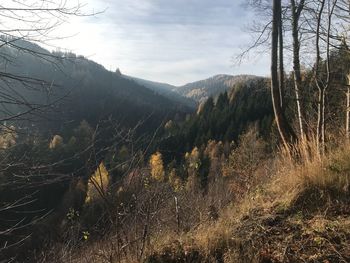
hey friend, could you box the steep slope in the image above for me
[125,75,196,108]
[175,74,259,104]
[159,77,273,158]
[0,38,189,133]
[146,144,350,263]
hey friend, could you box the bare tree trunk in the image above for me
[315,0,337,154]
[317,88,325,152]
[174,196,180,233]
[314,0,326,153]
[278,5,285,109]
[291,0,305,140]
[139,209,150,261]
[346,74,350,139]
[271,0,297,149]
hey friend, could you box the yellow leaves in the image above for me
[85,162,110,204]
[169,169,183,192]
[164,120,174,130]
[149,151,165,182]
[313,236,325,246]
[0,126,17,149]
[190,147,200,162]
[144,176,150,189]
[184,147,202,192]
[82,231,90,241]
[186,147,201,169]
[66,207,79,221]
[148,152,184,191]
[49,134,63,149]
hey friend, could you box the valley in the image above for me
[1,1,350,262]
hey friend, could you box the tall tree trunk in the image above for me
[315,0,337,154]
[314,0,326,153]
[278,5,285,109]
[271,0,297,149]
[317,87,325,152]
[346,74,350,139]
[291,0,305,140]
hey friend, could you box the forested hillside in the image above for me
[126,76,196,108]
[128,74,261,108]
[175,74,258,103]
[158,77,273,159]
[0,38,189,134]
[1,0,350,262]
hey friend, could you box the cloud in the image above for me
[100,0,245,25]
[52,0,269,85]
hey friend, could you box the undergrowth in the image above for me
[34,140,350,262]
[146,141,350,263]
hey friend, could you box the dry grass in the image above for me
[146,140,350,262]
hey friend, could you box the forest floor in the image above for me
[146,190,350,263]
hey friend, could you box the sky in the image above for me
[52,0,270,86]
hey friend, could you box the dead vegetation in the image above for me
[26,133,350,263]
[145,141,350,263]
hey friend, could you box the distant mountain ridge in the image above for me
[175,74,259,104]
[127,74,262,106]
[125,75,196,108]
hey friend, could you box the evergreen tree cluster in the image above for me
[159,77,274,159]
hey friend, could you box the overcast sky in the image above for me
[53,0,270,86]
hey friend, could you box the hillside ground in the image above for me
[145,142,350,263]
